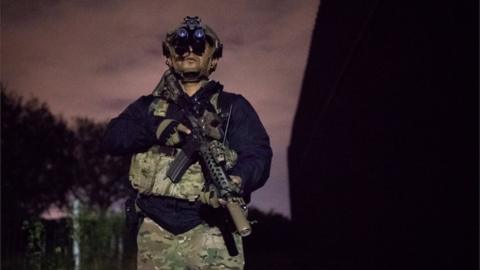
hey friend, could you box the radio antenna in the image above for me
[223,104,233,145]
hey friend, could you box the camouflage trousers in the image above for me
[137,217,244,270]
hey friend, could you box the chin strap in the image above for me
[178,71,208,83]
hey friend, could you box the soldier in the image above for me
[103,16,272,270]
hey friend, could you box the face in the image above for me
[167,42,217,80]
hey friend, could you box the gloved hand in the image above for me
[155,118,191,146]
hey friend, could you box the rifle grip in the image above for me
[226,201,251,237]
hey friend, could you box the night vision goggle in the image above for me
[163,16,222,58]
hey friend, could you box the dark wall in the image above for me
[289,1,478,269]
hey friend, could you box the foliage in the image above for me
[23,219,45,270]
[74,209,127,270]
[22,219,73,270]
[71,117,131,210]
[1,85,77,264]
[6,210,129,270]
[1,84,131,214]
[1,86,76,218]
[1,85,131,265]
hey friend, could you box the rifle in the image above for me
[162,71,251,237]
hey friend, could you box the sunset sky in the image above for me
[2,0,320,217]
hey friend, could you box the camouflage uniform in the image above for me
[137,217,244,270]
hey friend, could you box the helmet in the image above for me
[162,16,223,59]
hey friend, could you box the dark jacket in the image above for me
[102,81,272,234]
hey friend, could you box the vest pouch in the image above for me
[129,146,169,194]
[129,146,206,201]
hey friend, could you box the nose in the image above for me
[180,46,194,57]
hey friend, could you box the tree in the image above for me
[1,86,76,216]
[71,117,131,211]
[1,85,76,260]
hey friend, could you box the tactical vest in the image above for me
[129,92,234,205]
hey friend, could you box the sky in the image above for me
[2,0,319,218]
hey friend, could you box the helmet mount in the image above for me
[163,16,223,60]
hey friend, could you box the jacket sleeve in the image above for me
[102,95,161,155]
[227,95,273,195]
